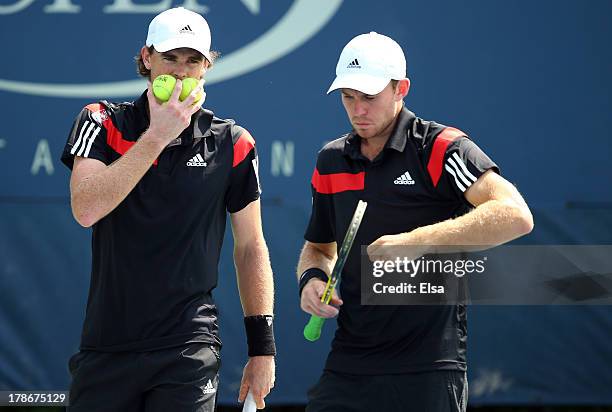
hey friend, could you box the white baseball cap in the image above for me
[327,32,406,95]
[146,7,211,61]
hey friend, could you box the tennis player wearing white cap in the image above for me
[298,32,532,411]
[63,7,275,411]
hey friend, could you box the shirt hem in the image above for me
[323,361,467,375]
[80,332,221,353]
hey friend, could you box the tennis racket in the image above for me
[303,200,368,341]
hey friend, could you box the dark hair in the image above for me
[134,46,220,78]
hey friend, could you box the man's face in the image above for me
[142,47,208,81]
[340,81,406,139]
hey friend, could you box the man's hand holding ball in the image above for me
[152,74,204,105]
[146,74,205,147]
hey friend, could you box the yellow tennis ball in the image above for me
[179,77,203,103]
[152,74,176,102]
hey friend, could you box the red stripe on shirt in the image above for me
[427,127,465,187]
[311,168,365,194]
[233,131,255,167]
[103,116,158,166]
[105,119,133,155]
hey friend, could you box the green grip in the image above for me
[304,315,326,341]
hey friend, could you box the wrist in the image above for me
[244,315,276,357]
[142,127,174,149]
[298,268,328,297]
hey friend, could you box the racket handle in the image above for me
[242,390,256,412]
[304,315,326,341]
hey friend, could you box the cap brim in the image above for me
[326,73,391,95]
[152,38,211,62]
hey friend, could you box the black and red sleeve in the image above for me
[304,158,335,243]
[61,103,111,170]
[304,144,368,244]
[226,125,261,213]
[427,127,499,205]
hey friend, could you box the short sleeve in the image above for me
[61,103,111,170]
[304,157,336,244]
[226,126,261,213]
[441,136,499,202]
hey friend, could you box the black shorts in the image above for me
[67,343,221,412]
[306,370,467,412]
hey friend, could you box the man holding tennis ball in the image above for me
[298,32,533,411]
[61,7,275,411]
[152,74,204,104]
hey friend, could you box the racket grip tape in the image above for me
[304,315,326,341]
[242,390,256,412]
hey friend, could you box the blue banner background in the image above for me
[1,0,611,406]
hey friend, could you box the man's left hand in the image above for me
[238,355,275,409]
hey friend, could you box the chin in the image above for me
[353,125,369,135]
[356,129,377,139]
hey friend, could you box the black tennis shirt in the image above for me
[305,107,498,374]
[62,92,261,352]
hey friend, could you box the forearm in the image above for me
[235,240,274,316]
[410,199,533,250]
[296,242,337,281]
[70,131,166,227]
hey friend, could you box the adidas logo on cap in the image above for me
[180,24,193,34]
[347,58,361,68]
[394,171,415,185]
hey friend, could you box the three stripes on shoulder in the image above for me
[444,152,476,192]
[71,120,101,157]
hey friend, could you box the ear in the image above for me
[141,46,152,70]
[201,54,215,78]
[396,78,410,99]
[203,57,212,70]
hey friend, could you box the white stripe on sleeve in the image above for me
[451,152,477,182]
[70,120,90,155]
[75,122,97,157]
[447,157,473,188]
[444,164,467,192]
[83,126,102,157]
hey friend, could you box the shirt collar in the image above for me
[343,106,416,159]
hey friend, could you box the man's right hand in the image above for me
[145,79,204,146]
[300,279,343,318]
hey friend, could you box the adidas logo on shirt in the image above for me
[186,153,207,167]
[203,379,216,394]
[394,171,415,185]
[347,59,361,68]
